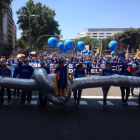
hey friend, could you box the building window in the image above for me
[88,36,91,37]
[106,33,111,34]
[99,33,104,34]
[92,36,97,37]
[99,39,103,40]
[93,33,97,34]
[87,33,91,35]
[99,36,104,37]
[106,36,111,37]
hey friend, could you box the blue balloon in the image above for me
[64,40,73,51]
[108,41,118,51]
[58,42,64,51]
[127,45,130,47]
[85,49,88,53]
[111,51,115,56]
[69,51,71,54]
[63,47,67,53]
[53,53,56,56]
[47,37,57,49]
[77,41,85,52]
[88,50,91,54]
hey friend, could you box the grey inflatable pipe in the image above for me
[0,68,140,105]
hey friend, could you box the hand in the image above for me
[70,80,73,84]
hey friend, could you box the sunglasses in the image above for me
[24,61,28,62]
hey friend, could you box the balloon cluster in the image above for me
[108,40,118,56]
[74,41,85,52]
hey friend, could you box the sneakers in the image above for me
[74,101,76,105]
[103,105,107,110]
[125,102,128,106]
[122,102,125,106]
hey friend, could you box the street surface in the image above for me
[0,87,140,140]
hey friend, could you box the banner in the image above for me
[120,43,124,51]
[11,62,134,75]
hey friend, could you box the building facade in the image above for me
[77,28,127,40]
[0,5,17,57]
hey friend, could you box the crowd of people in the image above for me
[0,53,140,109]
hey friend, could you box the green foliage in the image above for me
[72,37,101,52]
[16,0,61,50]
[103,28,140,53]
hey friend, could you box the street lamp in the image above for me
[29,15,35,55]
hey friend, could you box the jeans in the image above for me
[0,88,11,103]
[102,87,110,105]
[131,87,134,94]
[21,90,32,105]
[74,90,82,105]
[39,92,47,105]
[120,87,130,103]
[13,89,20,97]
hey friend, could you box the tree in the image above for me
[16,0,61,50]
[72,37,101,53]
[114,28,139,52]
[0,0,12,27]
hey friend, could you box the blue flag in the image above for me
[119,52,126,60]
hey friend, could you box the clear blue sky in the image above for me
[11,0,140,40]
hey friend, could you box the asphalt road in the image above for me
[0,87,140,140]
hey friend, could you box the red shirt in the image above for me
[127,67,134,73]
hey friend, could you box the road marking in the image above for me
[3,96,138,100]
[3,101,13,105]
[98,101,114,105]
[80,96,138,99]
[80,101,88,105]
[4,96,38,99]
[25,101,37,105]
[127,102,138,106]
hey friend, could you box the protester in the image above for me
[17,59,34,108]
[127,63,134,95]
[39,61,50,107]
[119,65,132,106]
[100,62,113,109]
[0,63,12,105]
[71,64,86,109]
[13,61,23,97]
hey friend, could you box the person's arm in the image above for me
[100,70,103,76]
[70,72,75,84]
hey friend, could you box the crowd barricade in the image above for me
[10,62,128,75]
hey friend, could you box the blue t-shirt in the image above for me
[85,61,92,69]
[119,71,132,76]
[39,67,50,74]
[19,65,34,79]
[102,68,113,76]
[74,69,85,78]
[13,66,21,78]
[0,68,11,76]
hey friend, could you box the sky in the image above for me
[11,0,140,40]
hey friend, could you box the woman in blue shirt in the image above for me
[100,62,113,109]
[71,64,86,109]
[119,65,132,106]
